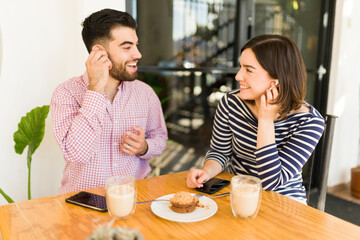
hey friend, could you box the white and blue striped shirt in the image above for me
[205,90,325,202]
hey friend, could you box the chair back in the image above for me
[304,114,337,211]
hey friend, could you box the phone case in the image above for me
[65,191,108,212]
[195,178,230,194]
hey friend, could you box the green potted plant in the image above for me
[0,105,49,203]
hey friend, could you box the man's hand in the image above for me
[120,126,148,156]
[85,45,112,94]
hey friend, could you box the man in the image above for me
[51,9,168,194]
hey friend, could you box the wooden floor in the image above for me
[328,183,360,205]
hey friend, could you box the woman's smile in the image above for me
[240,85,250,89]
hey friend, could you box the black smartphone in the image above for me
[65,191,107,212]
[195,178,230,195]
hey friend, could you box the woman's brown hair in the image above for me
[240,34,307,119]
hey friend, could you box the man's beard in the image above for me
[109,57,137,82]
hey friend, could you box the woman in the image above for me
[187,35,325,204]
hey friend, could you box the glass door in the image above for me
[239,0,329,107]
[129,0,336,185]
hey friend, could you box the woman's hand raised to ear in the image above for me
[256,81,281,149]
[258,81,281,121]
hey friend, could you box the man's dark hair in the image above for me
[81,9,136,53]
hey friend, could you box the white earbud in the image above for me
[275,79,279,85]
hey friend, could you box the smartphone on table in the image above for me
[195,178,230,195]
[65,191,107,212]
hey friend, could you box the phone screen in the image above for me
[195,178,230,194]
[65,191,107,212]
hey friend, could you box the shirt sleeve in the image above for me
[138,88,168,160]
[50,86,106,164]
[254,116,325,190]
[204,94,233,169]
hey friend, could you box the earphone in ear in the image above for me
[269,79,279,91]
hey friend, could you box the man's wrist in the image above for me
[139,142,148,156]
[88,85,105,95]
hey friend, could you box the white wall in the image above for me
[0,0,125,205]
[327,0,360,187]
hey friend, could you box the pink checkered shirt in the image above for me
[51,72,168,194]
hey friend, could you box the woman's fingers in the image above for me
[187,169,205,188]
[270,82,279,99]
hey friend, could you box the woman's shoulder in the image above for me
[221,89,247,109]
[283,102,323,120]
[228,89,241,98]
[303,102,324,122]
[278,102,325,130]
[224,89,243,103]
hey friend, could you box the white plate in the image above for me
[150,193,218,223]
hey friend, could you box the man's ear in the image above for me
[92,44,106,52]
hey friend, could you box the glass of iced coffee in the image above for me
[230,175,262,219]
[105,175,136,220]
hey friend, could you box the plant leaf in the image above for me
[13,105,50,161]
[0,188,14,203]
[151,86,164,95]
[160,95,171,105]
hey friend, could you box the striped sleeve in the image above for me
[205,94,233,169]
[254,116,325,190]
